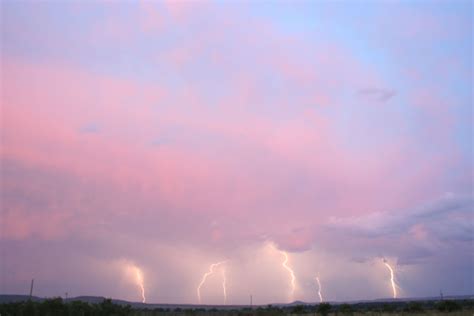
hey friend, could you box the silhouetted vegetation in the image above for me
[316,302,331,316]
[1,297,473,316]
[290,305,305,314]
[381,303,397,312]
[403,301,424,313]
[338,303,353,314]
[0,297,131,316]
[436,300,462,312]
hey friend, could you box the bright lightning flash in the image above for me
[197,261,226,304]
[280,251,296,300]
[127,264,146,303]
[315,276,323,303]
[382,258,398,299]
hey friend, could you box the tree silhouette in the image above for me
[317,302,331,316]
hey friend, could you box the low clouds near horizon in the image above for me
[1,0,472,305]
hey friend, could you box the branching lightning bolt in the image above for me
[315,276,323,303]
[197,261,226,304]
[382,258,398,299]
[132,265,146,303]
[280,251,296,300]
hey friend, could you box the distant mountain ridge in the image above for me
[1,294,472,309]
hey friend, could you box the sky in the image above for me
[0,0,473,305]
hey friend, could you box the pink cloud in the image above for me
[1,1,471,302]
[1,54,452,247]
[0,1,466,259]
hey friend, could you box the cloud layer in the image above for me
[1,0,472,304]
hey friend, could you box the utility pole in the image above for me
[250,294,253,309]
[29,279,34,300]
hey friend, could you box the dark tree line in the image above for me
[0,298,131,316]
[0,298,471,316]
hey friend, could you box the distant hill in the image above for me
[0,295,143,307]
[0,294,472,309]
[0,295,43,303]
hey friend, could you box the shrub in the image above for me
[339,303,353,314]
[436,300,462,312]
[317,303,331,316]
[291,305,305,314]
[403,302,424,312]
[382,303,396,312]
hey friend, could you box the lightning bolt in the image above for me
[315,276,323,303]
[382,258,398,299]
[130,265,146,303]
[197,261,226,304]
[222,268,227,305]
[280,251,296,300]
